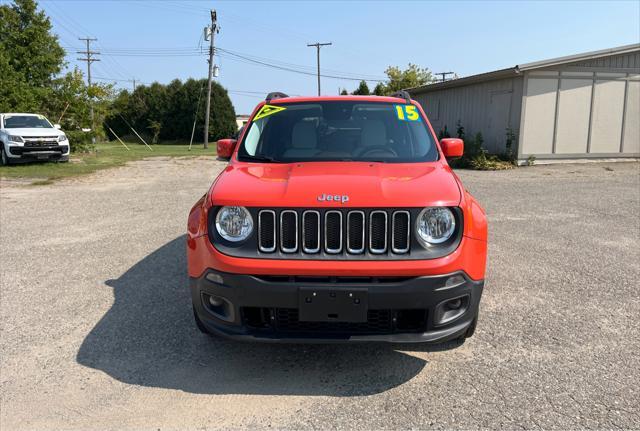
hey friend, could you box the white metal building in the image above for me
[408,44,640,163]
[236,114,250,131]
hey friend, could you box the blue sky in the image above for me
[20,0,640,113]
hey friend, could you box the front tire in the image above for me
[1,145,10,166]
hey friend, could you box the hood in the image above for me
[4,128,63,137]
[210,161,461,208]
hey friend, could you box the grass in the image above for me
[0,142,216,183]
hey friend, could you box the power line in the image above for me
[46,7,131,81]
[61,44,385,81]
[45,0,383,87]
[217,47,385,80]
[61,42,387,84]
[216,48,385,83]
[93,75,281,97]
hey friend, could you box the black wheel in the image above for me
[1,145,9,166]
[193,307,212,335]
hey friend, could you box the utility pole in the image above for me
[203,9,219,149]
[77,37,99,138]
[435,71,454,83]
[307,42,332,96]
[132,78,137,91]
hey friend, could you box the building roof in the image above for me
[408,43,640,94]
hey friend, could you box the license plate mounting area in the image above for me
[298,286,368,322]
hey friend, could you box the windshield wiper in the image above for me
[238,154,280,163]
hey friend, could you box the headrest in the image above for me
[360,121,386,147]
[291,121,317,149]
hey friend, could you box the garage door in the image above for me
[520,71,640,159]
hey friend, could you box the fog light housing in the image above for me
[434,294,470,326]
[201,293,234,322]
[447,298,462,310]
[208,295,224,307]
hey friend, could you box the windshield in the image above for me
[3,115,53,129]
[237,101,438,163]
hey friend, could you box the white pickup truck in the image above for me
[0,113,70,165]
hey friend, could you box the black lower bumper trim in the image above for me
[191,270,483,343]
[7,145,68,162]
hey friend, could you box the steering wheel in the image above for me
[356,146,398,158]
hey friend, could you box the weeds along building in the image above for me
[408,44,640,164]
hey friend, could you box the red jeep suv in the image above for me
[187,91,487,343]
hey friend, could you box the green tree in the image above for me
[340,88,348,95]
[207,81,237,141]
[352,80,370,95]
[0,0,65,112]
[376,63,434,95]
[170,78,206,140]
[105,89,131,137]
[45,68,90,130]
[373,82,385,96]
[49,69,113,140]
[105,79,236,143]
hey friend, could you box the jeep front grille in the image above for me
[257,209,411,256]
[324,211,342,253]
[280,210,298,253]
[302,211,320,253]
[258,210,276,252]
[392,211,410,254]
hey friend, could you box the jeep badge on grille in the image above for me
[317,194,349,204]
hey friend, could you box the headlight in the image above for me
[416,207,456,245]
[58,135,67,142]
[8,135,23,143]
[215,206,253,242]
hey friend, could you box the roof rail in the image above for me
[390,90,411,103]
[265,92,289,102]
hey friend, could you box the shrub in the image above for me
[456,120,465,139]
[65,130,95,153]
[438,125,451,139]
[503,127,517,163]
[448,130,514,171]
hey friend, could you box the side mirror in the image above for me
[440,138,464,159]
[53,124,62,130]
[216,138,237,160]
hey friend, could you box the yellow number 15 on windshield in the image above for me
[395,105,420,121]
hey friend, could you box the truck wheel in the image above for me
[193,307,212,335]
[1,146,9,166]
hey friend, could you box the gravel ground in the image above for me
[1,158,639,430]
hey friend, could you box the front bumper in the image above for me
[6,144,69,162]
[191,270,483,343]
